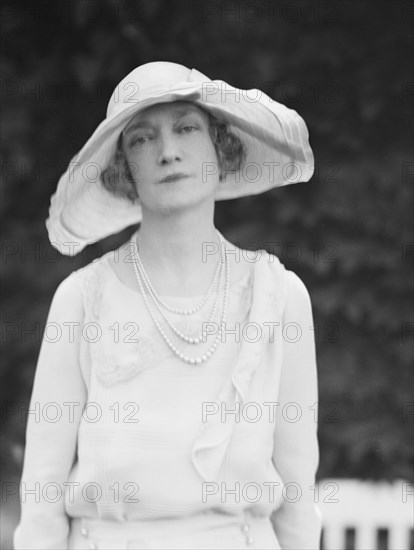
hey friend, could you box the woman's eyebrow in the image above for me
[170,106,204,119]
[124,120,153,135]
[124,107,204,135]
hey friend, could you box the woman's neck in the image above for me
[133,214,222,295]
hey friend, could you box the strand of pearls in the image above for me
[132,240,230,365]
[132,252,224,344]
[132,229,223,315]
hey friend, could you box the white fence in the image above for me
[318,478,413,550]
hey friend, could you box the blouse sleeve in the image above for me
[270,271,323,550]
[13,273,87,550]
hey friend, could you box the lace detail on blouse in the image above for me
[78,261,156,387]
[92,331,162,387]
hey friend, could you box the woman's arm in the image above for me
[13,273,87,550]
[271,271,323,550]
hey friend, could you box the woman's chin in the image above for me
[149,194,212,215]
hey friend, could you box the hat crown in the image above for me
[106,61,210,118]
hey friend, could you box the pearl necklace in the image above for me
[133,253,225,344]
[133,229,223,316]
[132,238,230,365]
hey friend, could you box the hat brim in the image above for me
[46,81,314,255]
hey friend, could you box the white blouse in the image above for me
[13,237,322,549]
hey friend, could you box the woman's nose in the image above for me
[157,131,182,165]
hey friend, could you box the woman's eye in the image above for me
[131,135,153,145]
[179,125,197,133]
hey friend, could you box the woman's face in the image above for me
[121,100,220,214]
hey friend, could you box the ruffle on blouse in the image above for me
[190,250,288,481]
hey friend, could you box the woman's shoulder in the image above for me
[261,249,309,291]
[252,248,313,316]
[72,248,114,279]
[60,251,114,304]
[222,237,281,286]
[226,238,309,293]
[278,264,314,319]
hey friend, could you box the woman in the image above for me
[14,61,322,549]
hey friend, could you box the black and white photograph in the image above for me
[1,1,413,549]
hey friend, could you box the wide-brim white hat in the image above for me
[46,61,314,255]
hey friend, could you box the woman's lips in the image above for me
[158,173,189,183]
